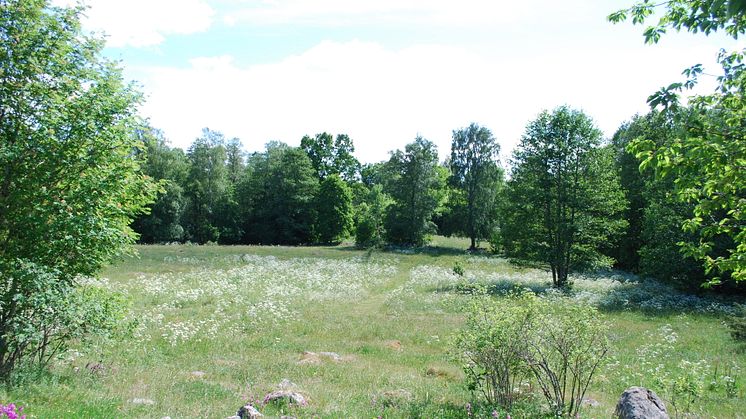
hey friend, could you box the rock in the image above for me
[615,387,669,419]
[86,361,105,375]
[297,352,321,365]
[237,404,263,418]
[130,398,155,406]
[318,351,342,361]
[263,390,307,406]
[191,371,206,378]
[278,379,298,390]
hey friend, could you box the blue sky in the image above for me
[55,0,739,162]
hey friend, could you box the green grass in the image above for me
[2,238,745,418]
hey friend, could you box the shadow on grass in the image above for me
[428,271,739,319]
[332,244,497,258]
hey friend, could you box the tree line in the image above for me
[133,106,742,291]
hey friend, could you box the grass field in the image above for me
[2,238,745,418]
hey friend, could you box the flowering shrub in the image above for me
[0,403,26,419]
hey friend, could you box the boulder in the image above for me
[259,379,308,407]
[614,387,669,419]
[263,390,307,406]
[236,404,263,418]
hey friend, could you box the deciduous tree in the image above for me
[502,107,626,287]
[0,0,156,376]
[449,123,504,250]
[610,0,746,284]
[384,136,444,246]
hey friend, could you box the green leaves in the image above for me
[384,136,444,247]
[0,0,155,376]
[502,107,626,287]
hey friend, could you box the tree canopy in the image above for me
[0,0,156,376]
[449,123,504,250]
[384,136,445,246]
[611,0,746,284]
[502,107,627,287]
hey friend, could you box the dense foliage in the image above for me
[610,0,746,285]
[448,123,504,250]
[502,107,627,287]
[0,0,155,377]
[455,291,609,416]
[383,137,445,246]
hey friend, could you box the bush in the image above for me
[0,260,131,377]
[523,300,610,416]
[454,291,610,416]
[454,292,536,407]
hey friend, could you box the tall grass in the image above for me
[1,240,743,417]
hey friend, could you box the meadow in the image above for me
[3,238,744,418]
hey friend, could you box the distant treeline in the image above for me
[132,106,740,290]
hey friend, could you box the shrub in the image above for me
[522,301,610,416]
[454,292,536,407]
[0,261,131,376]
[0,1,155,378]
[454,291,610,416]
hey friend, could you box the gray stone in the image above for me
[130,398,155,406]
[263,390,307,406]
[615,387,669,419]
[236,404,263,418]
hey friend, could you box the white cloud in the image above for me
[52,0,214,47]
[221,0,544,27]
[134,39,723,163]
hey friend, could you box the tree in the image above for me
[610,0,746,284]
[183,128,230,243]
[239,143,319,245]
[315,174,354,244]
[0,0,156,376]
[384,136,445,246]
[300,132,360,181]
[502,107,627,287]
[131,127,188,243]
[611,111,705,286]
[225,137,245,186]
[449,123,504,250]
[355,185,392,249]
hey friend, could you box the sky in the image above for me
[54,0,739,163]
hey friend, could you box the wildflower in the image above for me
[465,402,472,417]
[492,410,499,418]
[0,403,26,419]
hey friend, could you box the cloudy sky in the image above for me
[55,0,736,162]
